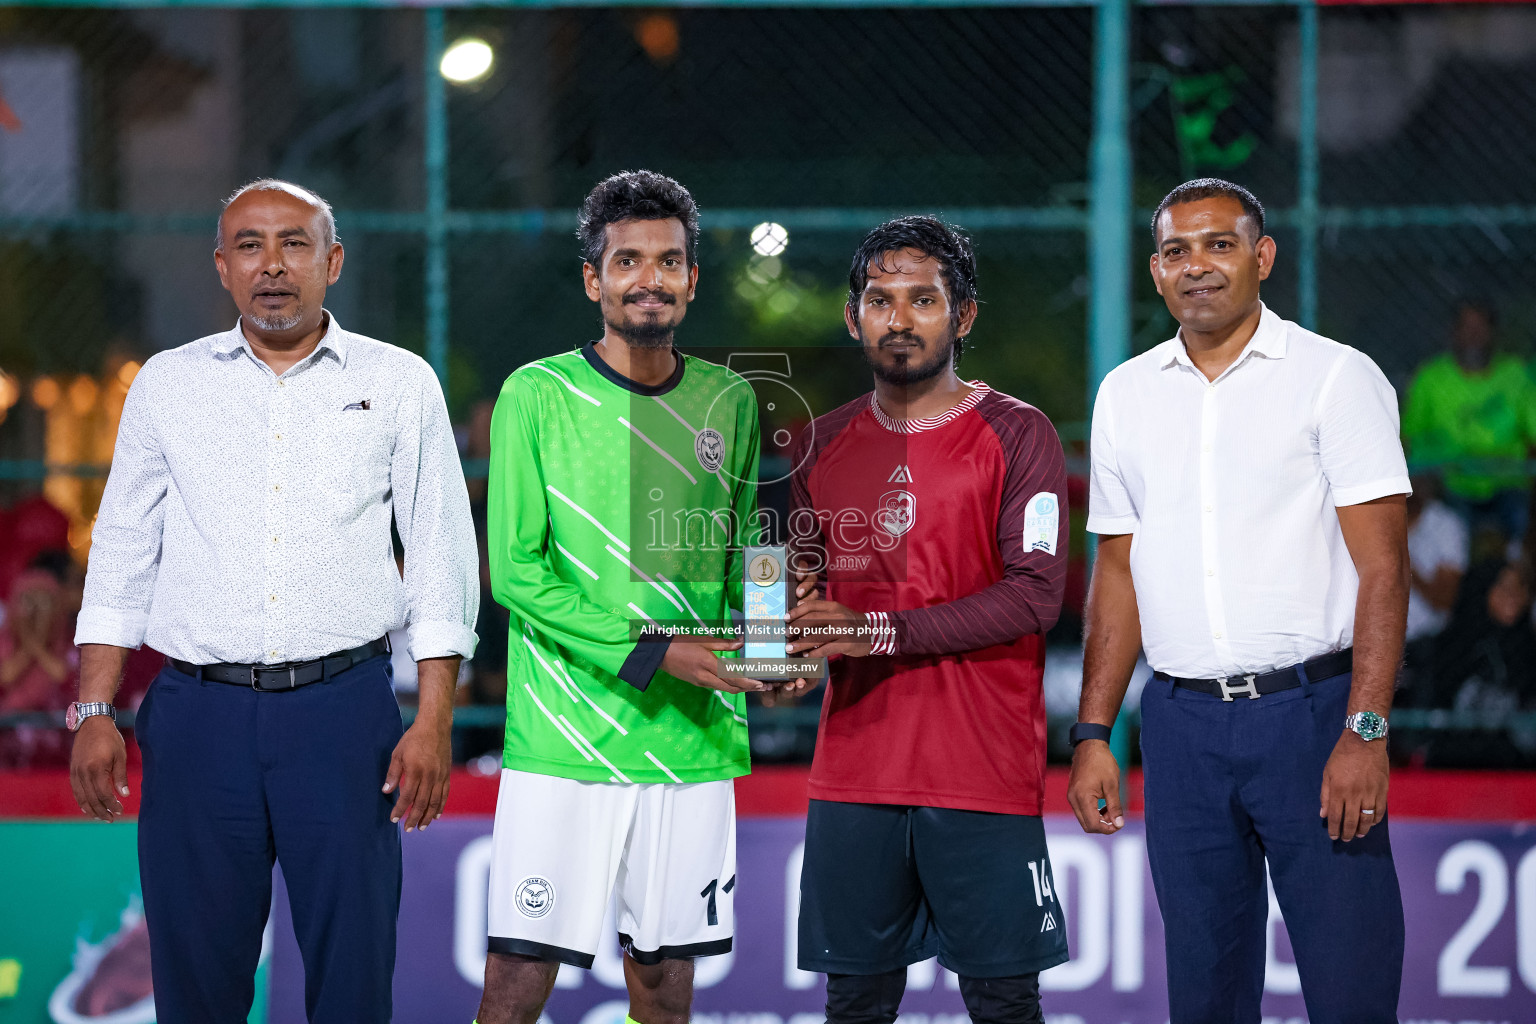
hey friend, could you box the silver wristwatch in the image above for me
[1344,710,1389,742]
[66,702,117,732]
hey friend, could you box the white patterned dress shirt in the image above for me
[76,315,479,666]
[1087,304,1410,679]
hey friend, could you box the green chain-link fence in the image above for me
[3,1,1536,764]
[4,5,1534,421]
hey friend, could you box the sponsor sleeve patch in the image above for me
[1023,492,1060,556]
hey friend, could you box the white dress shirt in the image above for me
[76,315,479,666]
[1087,304,1410,678]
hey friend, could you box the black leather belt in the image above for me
[168,637,390,692]
[1155,647,1353,701]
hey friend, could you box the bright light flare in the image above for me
[750,222,789,257]
[441,39,494,84]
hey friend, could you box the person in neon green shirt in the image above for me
[1402,300,1536,542]
[475,171,768,1024]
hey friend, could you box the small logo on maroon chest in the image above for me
[876,489,916,537]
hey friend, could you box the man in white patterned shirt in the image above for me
[68,179,479,1023]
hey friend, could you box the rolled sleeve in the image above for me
[1086,378,1140,535]
[1318,349,1412,507]
[405,619,479,662]
[74,605,150,649]
[393,360,480,663]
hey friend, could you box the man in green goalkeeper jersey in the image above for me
[476,171,763,1024]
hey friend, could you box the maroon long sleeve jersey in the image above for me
[789,382,1069,815]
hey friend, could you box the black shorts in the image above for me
[797,800,1070,978]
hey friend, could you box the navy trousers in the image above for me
[137,655,403,1023]
[1139,666,1404,1024]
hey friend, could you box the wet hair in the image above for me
[847,215,978,362]
[578,170,700,271]
[217,179,338,250]
[1151,178,1266,245]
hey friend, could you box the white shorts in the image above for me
[486,768,737,968]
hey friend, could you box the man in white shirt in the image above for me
[67,180,479,1022]
[1067,179,1409,1023]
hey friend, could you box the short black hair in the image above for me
[578,170,699,271]
[847,216,978,362]
[1456,297,1499,327]
[28,548,75,585]
[1152,178,1266,245]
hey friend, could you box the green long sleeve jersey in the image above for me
[488,342,761,784]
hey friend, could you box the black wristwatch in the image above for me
[1069,722,1114,747]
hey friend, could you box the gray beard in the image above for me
[249,310,305,332]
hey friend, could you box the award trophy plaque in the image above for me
[722,544,823,679]
[744,545,790,659]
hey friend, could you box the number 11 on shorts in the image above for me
[700,874,736,926]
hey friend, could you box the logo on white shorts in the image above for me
[515,876,555,918]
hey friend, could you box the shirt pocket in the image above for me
[329,410,395,522]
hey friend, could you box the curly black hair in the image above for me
[847,215,978,364]
[578,170,700,272]
[1151,178,1266,245]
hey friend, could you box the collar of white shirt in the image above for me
[208,312,351,370]
[1153,303,1288,381]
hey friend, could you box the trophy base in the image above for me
[719,658,828,680]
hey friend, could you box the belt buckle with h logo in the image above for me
[1217,674,1260,701]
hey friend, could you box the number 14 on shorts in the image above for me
[1027,860,1061,933]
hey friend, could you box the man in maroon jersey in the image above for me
[784,216,1069,1024]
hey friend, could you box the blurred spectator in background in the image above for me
[1405,519,1536,765]
[0,559,80,767]
[1397,478,1469,708]
[0,494,71,609]
[462,398,495,507]
[1405,480,1468,643]
[1402,299,1536,550]
[1403,480,1536,767]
